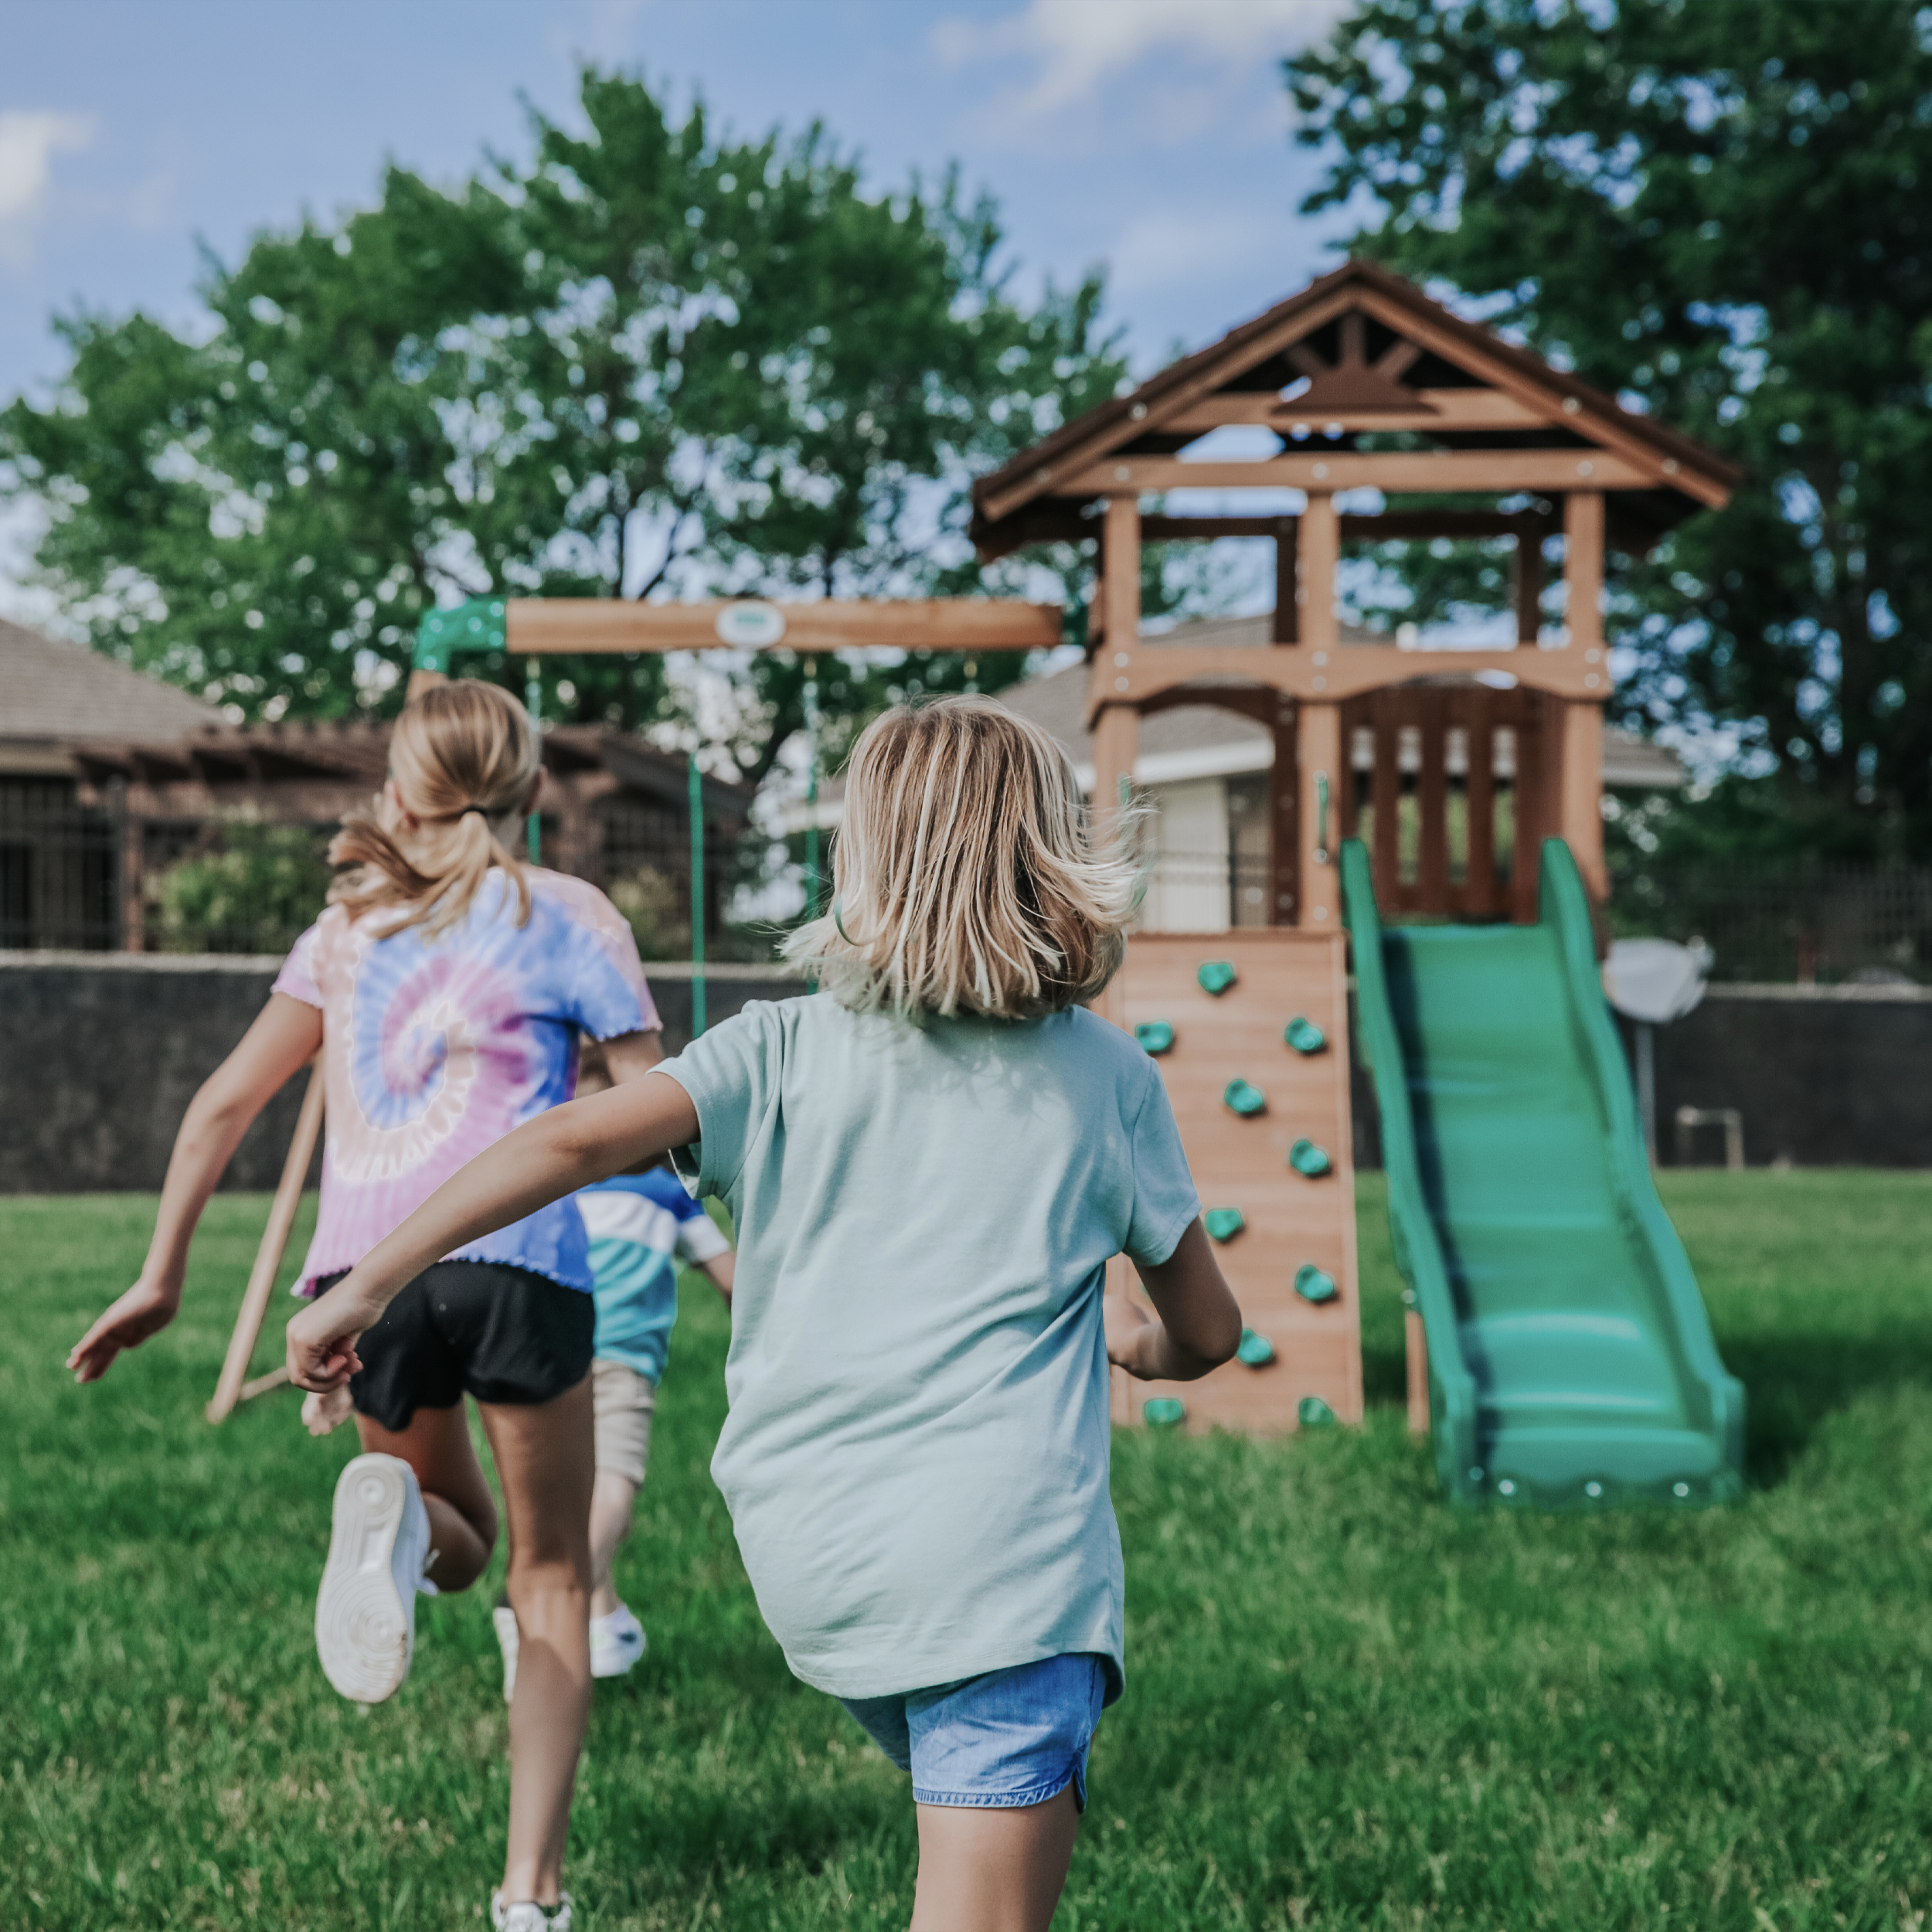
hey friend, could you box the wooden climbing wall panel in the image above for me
[1109,930,1362,1434]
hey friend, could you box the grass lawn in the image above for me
[5,1172,1932,1930]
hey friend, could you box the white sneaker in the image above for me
[315,1453,431,1704]
[590,1604,647,1679]
[493,1601,520,1705]
[492,1890,573,1930]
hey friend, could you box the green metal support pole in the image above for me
[689,753,706,1039]
[525,658,543,863]
[802,666,821,919]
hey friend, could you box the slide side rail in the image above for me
[1340,838,1482,1498]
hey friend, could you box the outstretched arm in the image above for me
[69,993,322,1384]
[1105,1219,1243,1383]
[285,1070,701,1392]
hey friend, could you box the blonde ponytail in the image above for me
[329,680,541,938]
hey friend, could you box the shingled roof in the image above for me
[1,619,225,743]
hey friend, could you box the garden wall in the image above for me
[6,957,1931,1192]
[0,953,801,1194]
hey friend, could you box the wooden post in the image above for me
[1563,491,1605,654]
[1417,690,1449,913]
[1271,516,1299,644]
[1405,1308,1430,1435]
[1464,695,1497,919]
[207,1059,325,1423]
[1268,695,1298,925]
[1513,515,1545,647]
[1371,689,1400,903]
[1561,698,1607,901]
[1298,700,1342,930]
[1300,493,1338,651]
[1092,493,1143,1025]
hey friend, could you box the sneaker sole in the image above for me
[316,1455,415,1703]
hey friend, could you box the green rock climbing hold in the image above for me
[1197,961,1237,996]
[1144,1397,1187,1427]
[1284,1015,1327,1056]
[1298,1395,1338,1427]
[1236,1327,1276,1367]
[1134,1020,1175,1056]
[1288,1138,1332,1177]
[1294,1264,1338,1304]
[1203,1207,1246,1243]
[1223,1078,1267,1117]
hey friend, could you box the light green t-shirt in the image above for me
[659,994,1199,1704]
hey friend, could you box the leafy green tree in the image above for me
[1286,0,1932,855]
[0,69,1129,783]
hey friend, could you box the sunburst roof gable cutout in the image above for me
[1274,311,1433,417]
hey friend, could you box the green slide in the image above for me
[1342,838,1744,1508]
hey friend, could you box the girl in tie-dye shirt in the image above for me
[70,680,659,1930]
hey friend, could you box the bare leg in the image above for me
[352,1404,498,1592]
[479,1377,595,1911]
[910,1784,1081,1932]
[588,1469,639,1621]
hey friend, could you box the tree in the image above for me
[0,69,1129,781]
[1286,0,1932,855]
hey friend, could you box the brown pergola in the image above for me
[970,257,1740,934]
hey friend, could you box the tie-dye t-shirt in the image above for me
[272,866,659,1297]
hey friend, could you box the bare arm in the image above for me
[69,993,324,1383]
[1104,1219,1243,1383]
[285,1069,701,1392]
[699,1250,735,1308]
[600,1026,665,1082]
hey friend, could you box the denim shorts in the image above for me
[840,1653,1108,1811]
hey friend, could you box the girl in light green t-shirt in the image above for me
[288,696,1243,1931]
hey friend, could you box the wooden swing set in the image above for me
[211,258,1736,1434]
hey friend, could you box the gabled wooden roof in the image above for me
[971,257,1740,558]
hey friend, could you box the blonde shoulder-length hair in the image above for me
[328,679,541,938]
[782,695,1141,1019]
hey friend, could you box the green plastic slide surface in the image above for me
[1342,838,1745,1509]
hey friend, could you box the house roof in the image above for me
[1,620,226,747]
[971,257,1741,557]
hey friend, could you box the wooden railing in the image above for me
[1338,682,1558,924]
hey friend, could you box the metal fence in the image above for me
[1607,863,1932,985]
[0,782,768,960]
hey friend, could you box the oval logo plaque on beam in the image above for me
[713,600,789,648]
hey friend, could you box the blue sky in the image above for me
[0,0,1364,617]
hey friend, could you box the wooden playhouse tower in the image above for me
[971,259,1739,1435]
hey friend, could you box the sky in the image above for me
[0,0,1366,624]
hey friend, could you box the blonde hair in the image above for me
[782,695,1140,1019]
[329,679,541,938]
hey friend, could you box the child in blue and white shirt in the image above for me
[494,1039,733,1695]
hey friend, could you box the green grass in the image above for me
[5,1172,1932,1929]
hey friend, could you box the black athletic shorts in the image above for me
[311,1261,594,1432]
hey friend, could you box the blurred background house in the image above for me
[1,617,750,957]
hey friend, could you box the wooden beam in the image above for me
[1063,451,1655,496]
[1102,495,1141,662]
[1161,388,1550,434]
[1349,284,1732,509]
[1300,493,1339,652]
[1344,510,1551,542]
[503,597,1063,656]
[1085,642,1598,722]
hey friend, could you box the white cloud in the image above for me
[0,110,97,225]
[933,0,1347,115]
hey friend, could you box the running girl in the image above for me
[284,695,1243,1932]
[70,679,662,1932]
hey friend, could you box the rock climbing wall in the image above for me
[1110,930,1362,1434]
